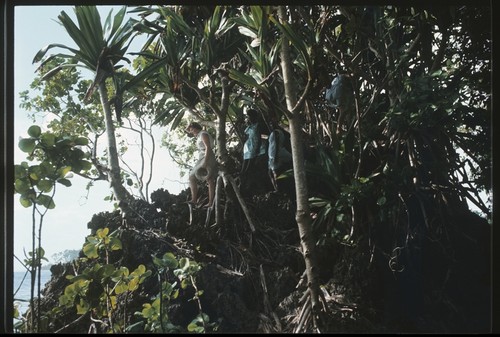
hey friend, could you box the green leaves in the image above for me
[152,251,179,271]
[83,227,123,259]
[18,138,36,153]
[18,126,42,153]
[112,264,152,294]
[187,313,211,333]
[269,14,312,76]
[60,236,153,330]
[23,247,49,268]
[27,125,42,137]
[15,125,92,210]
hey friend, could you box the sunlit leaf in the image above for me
[19,195,33,208]
[115,281,128,294]
[58,166,72,177]
[128,277,139,291]
[109,237,122,251]
[83,242,98,259]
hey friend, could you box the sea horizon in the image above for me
[13,269,52,319]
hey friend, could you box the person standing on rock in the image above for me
[268,119,292,193]
[240,108,269,196]
[185,121,217,208]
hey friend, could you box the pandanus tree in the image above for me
[127,5,243,157]
[32,6,137,205]
[127,6,259,225]
[228,6,326,331]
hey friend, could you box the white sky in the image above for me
[13,5,186,271]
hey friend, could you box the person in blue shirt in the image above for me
[268,119,292,193]
[240,108,269,196]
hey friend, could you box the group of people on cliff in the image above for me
[185,108,293,209]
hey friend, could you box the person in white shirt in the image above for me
[185,121,217,208]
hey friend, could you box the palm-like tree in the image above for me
[32,5,136,204]
[230,6,324,330]
[129,6,244,158]
[128,6,252,224]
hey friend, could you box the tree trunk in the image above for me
[98,82,131,205]
[277,5,323,331]
[216,72,229,163]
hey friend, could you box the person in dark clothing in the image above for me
[268,119,292,192]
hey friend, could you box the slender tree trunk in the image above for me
[98,82,131,204]
[278,5,323,330]
[216,72,230,162]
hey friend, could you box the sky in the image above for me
[13,5,187,272]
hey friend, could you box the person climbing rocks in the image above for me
[185,121,217,208]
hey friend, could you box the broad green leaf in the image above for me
[40,133,56,147]
[27,125,42,138]
[76,299,89,315]
[162,252,179,269]
[141,303,154,318]
[28,172,39,182]
[115,281,128,294]
[58,166,72,178]
[128,277,139,292]
[19,195,33,208]
[133,264,146,274]
[83,243,98,259]
[37,179,54,193]
[74,137,89,145]
[18,138,36,153]
[78,160,93,171]
[14,164,27,178]
[96,227,109,238]
[36,194,56,209]
[109,237,122,251]
[99,264,117,279]
[14,179,30,194]
[57,178,72,187]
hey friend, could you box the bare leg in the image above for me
[269,169,278,192]
[207,177,215,207]
[189,174,198,203]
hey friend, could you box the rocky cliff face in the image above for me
[32,186,491,333]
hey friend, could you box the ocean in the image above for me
[13,269,52,318]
